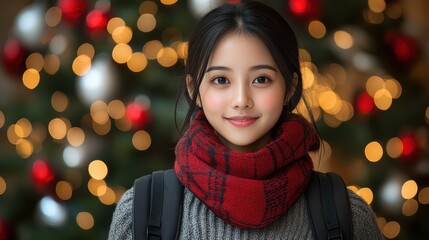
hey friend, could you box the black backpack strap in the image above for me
[306,171,352,240]
[161,169,184,239]
[327,172,352,240]
[147,171,164,240]
[133,169,183,240]
[133,174,151,240]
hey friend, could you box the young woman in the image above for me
[108,1,383,239]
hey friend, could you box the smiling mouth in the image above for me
[225,116,258,127]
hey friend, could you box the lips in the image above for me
[225,116,258,127]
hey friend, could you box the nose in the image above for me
[231,83,253,109]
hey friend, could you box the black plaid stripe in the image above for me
[261,168,290,225]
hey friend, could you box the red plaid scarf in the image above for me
[174,111,319,229]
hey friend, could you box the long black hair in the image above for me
[176,0,316,135]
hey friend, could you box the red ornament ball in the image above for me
[0,218,16,240]
[57,0,86,25]
[31,159,55,188]
[126,102,151,129]
[86,9,110,37]
[356,91,375,115]
[385,31,419,67]
[1,38,27,76]
[399,133,421,163]
[287,0,321,21]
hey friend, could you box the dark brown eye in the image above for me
[213,77,229,85]
[253,76,269,84]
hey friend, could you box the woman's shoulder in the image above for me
[348,189,378,222]
[114,187,134,214]
[108,187,134,240]
[347,189,384,239]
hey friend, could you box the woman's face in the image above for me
[197,33,287,152]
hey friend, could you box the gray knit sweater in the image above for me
[108,187,383,239]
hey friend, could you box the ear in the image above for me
[284,72,298,105]
[186,74,201,107]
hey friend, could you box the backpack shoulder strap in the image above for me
[326,172,352,239]
[133,169,184,240]
[161,169,184,239]
[133,173,151,240]
[306,171,353,240]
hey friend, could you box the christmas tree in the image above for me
[0,0,428,239]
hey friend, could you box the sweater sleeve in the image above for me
[348,189,384,240]
[108,187,134,240]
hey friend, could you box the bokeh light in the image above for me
[357,187,374,205]
[22,68,40,89]
[99,186,116,205]
[56,181,73,200]
[51,91,69,112]
[132,130,152,151]
[16,139,33,158]
[418,187,429,204]
[107,100,126,120]
[137,14,156,32]
[308,20,326,39]
[67,127,85,147]
[77,43,95,59]
[143,40,163,60]
[88,160,108,180]
[107,17,125,34]
[112,43,132,64]
[0,176,6,195]
[112,26,133,44]
[385,2,402,19]
[366,75,384,97]
[160,0,177,6]
[365,141,383,162]
[72,55,92,76]
[49,34,68,55]
[16,118,32,138]
[402,199,418,216]
[88,178,107,196]
[26,52,44,71]
[127,52,147,72]
[38,196,67,227]
[48,118,68,140]
[44,54,61,74]
[374,89,392,110]
[386,137,403,158]
[90,101,110,125]
[363,9,384,24]
[157,47,178,67]
[401,180,418,200]
[139,1,158,15]
[368,0,386,13]
[333,30,354,49]
[0,111,5,129]
[383,221,400,239]
[45,7,62,27]
[76,212,94,230]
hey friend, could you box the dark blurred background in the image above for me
[0,0,428,239]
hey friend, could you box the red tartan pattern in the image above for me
[174,111,319,229]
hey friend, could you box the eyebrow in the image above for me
[205,64,278,73]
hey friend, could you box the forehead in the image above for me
[208,32,276,67]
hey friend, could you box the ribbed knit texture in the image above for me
[108,187,383,240]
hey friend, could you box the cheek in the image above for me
[258,91,285,111]
[200,91,227,112]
